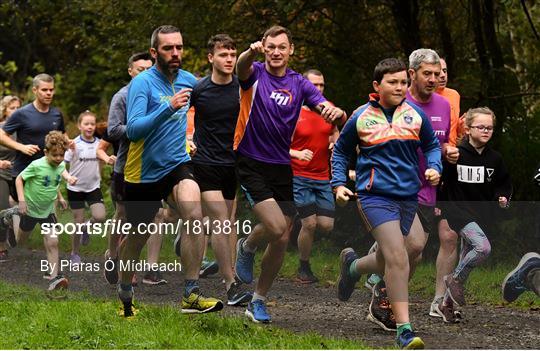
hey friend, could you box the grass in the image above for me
[0,281,369,349]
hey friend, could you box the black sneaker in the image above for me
[48,274,69,291]
[142,270,168,286]
[117,285,136,318]
[337,248,360,301]
[296,265,319,284]
[104,254,119,285]
[367,280,397,331]
[227,280,253,306]
[199,259,219,278]
[437,299,459,323]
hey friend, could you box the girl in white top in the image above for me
[64,111,106,264]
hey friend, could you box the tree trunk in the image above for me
[388,0,423,56]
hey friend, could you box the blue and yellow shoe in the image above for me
[181,289,224,314]
[117,284,137,318]
[118,301,139,319]
[245,299,271,324]
[337,248,360,301]
[397,329,425,349]
[502,252,540,302]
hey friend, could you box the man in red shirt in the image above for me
[290,69,339,283]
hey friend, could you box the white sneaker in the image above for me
[429,297,443,318]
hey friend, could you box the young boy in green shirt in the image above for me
[15,130,73,290]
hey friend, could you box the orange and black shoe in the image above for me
[367,280,396,331]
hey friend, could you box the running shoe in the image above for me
[199,259,219,278]
[444,274,466,306]
[227,280,252,306]
[43,271,52,280]
[396,329,425,349]
[0,250,9,262]
[337,247,360,301]
[235,237,255,284]
[181,289,224,314]
[367,280,396,331]
[245,299,271,323]
[70,253,81,265]
[142,270,168,286]
[429,297,443,318]
[502,252,540,302]
[296,264,319,284]
[48,275,69,291]
[104,252,119,285]
[436,299,459,323]
[117,284,136,318]
[174,231,181,257]
[80,221,91,246]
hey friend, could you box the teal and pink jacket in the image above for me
[331,94,442,199]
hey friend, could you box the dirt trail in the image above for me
[1,248,539,349]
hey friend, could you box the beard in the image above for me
[157,53,181,75]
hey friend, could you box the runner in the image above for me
[14,131,72,290]
[440,107,512,312]
[365,49,455,329]
[428,53,465,321]
[0,75,68,255]
[233,25,346,323]
[118,25,222,317]
[332,58,441,349]
[191,34,251,305]
[64,111,106,264]
[102,52,168,286]
[0,95,21,261]
[436,57,461,147]
[290,69,338,283]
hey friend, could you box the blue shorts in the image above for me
[293,176,335,219]
[357,194,418,236]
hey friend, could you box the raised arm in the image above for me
[236,41,264,81]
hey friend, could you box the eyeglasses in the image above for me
[470,125,494,132]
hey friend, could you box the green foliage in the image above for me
[0,0,538,199]
[0,52,18,96]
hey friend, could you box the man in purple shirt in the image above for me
[233,25,346,323]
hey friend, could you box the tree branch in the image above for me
[520,0,540,40]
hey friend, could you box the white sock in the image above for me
[252,292,266,302]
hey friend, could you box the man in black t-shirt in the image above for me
[1,73,66,203]
[191,34,251,306]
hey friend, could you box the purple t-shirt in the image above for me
[234,62,326,164]
[406,91,451,206]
